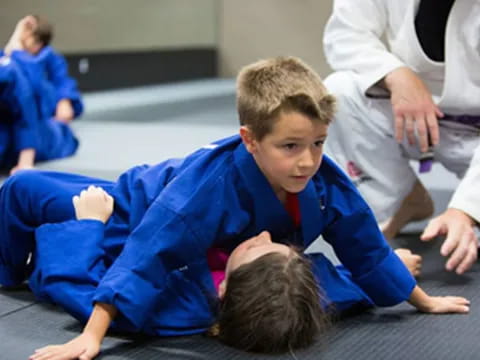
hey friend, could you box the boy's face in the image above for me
[19,18,43,55]
[241,111,328,201]
[21,32,43,55]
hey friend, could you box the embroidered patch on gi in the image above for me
[346,161,372,186]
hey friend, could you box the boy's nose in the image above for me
[298,149,316,168]
[255,231,272,244]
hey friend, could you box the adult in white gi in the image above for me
[323,0,480,274]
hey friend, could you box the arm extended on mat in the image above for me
[30,186,116,360]
[30,303,117,360]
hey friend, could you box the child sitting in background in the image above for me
[4,15,83,122]
[0,16,80,174]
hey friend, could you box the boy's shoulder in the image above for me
[181,134,242,170]
[159,135,244,205]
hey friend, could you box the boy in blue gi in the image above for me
[0,16,80,174]
[4,15,83,122]
[0,57,468,360]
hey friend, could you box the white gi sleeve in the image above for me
[323,0,405,95]
[448,144,480,223]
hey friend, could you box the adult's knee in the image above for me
[325,71,364,109]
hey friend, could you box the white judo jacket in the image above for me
[324,0,480,222]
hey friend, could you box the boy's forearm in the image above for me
[17,148,35,167]
[83,302,118,344]
[407,285,433,312]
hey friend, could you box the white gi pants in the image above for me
[324,71,480,222]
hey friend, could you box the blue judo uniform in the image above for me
[4,46,83,119]
[0,50,79,167]
[0,135,416,336]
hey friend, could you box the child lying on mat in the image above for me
[27,186,467,360]
[0,57,468,360]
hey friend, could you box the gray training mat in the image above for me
[1,235,478,360]
[0,79,476,359]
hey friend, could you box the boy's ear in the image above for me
[239,126,257,153]
[218,280,226,300]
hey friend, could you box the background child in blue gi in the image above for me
[4,15,83,122]
[0,16,81,174]
[0,57,468,360]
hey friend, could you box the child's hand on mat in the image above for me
[73,185,114,224]
[394,248,422,277]
[29,332,100,360]
[417,296,470,314]
[408,285,470,314]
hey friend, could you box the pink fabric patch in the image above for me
[207,248,229,292]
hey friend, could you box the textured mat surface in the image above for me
[1,235,478,360]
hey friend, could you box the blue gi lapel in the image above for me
[298,180,325,248]
[233,142,296,240]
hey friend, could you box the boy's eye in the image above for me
[314,140,325,147]
[283,143,297,150]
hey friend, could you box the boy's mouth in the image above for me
[291,175,309,181]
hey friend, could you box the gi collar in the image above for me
[233,140,325,247]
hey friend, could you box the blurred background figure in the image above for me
[0,15,81,174]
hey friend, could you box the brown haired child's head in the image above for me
[19,15,53,54]
[31,15,53,48]
[214,232,329,353]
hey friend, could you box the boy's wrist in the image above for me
[407,285,433,312]
[76,214,108,224]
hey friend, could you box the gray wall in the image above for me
[0,0,218,53]
[1,1,334,80]
[218,0,333,78]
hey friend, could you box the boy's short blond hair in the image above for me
[237,56,336,140]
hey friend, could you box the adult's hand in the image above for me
[421,208,478,274]
[383,67,443,152]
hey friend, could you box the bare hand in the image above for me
[384,67,443,152]
[16,16,36,33]
[29,332,100,360]
[421,208,477,274]
[394,248,422,277]
[55,99,75,123]
[417,296,470,314]
[73,185,114,224]
[4,16,36,55]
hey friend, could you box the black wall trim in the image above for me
[65,48,217,92]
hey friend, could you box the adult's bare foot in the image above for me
[381,179,434,240]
